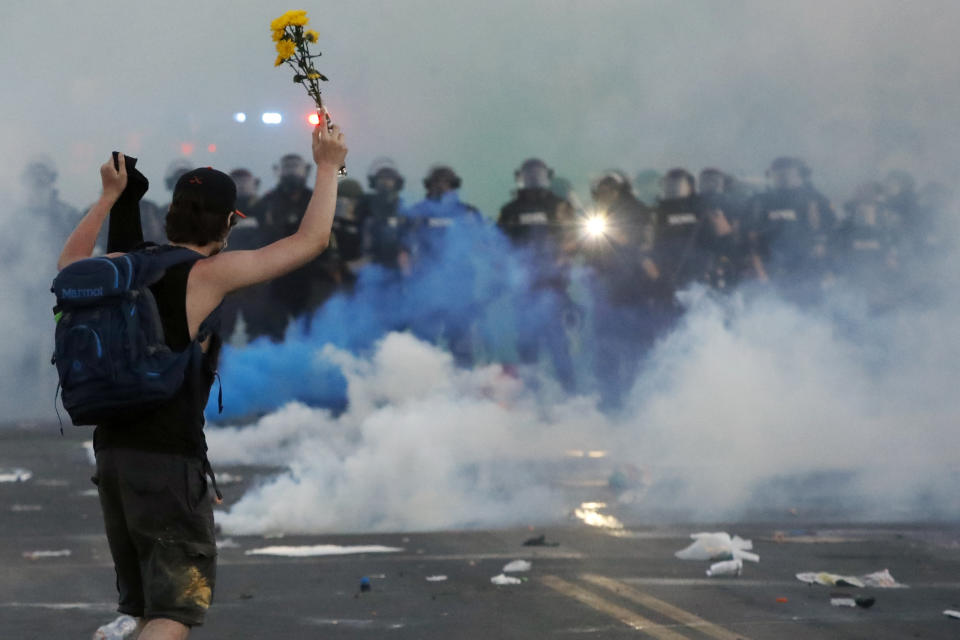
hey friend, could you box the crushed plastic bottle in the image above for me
[92,615,137,639]
[706,558,742,577]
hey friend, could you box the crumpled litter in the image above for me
[503,560,532,573]
[706,559,742,577]
[23,549,71,560]
[796,568,906,588]
[943,609,960,620]
[425,575,448,582]
[0,468,32,483]
[490,573,522,586]
[675,532,760,563]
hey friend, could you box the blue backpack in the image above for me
[51,246,216,426]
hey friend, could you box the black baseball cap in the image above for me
[173,167,247,218]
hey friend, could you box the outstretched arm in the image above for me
[58,154,128,270]
[192,116,348,296]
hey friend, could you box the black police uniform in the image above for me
[746,187,836,299]
[498,187,576,391]
[584,192,656,410]
[252,184,335,338]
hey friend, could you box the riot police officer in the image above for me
[746,157,836,300]
[405,165,484,367]
[650,168,737,294]
[251,153,332,338]
[359,157,409,271]
[498,158,576,391]
[584,171,655,411]
[21,156,81,248]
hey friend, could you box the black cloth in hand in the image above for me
[107,153,149,253]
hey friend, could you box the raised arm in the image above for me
[192,117,348,295]
[58,154,128,270]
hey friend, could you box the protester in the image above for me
[56,119,347,639]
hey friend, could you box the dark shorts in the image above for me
[93,448,217,627]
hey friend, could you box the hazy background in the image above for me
[3,1,959,530]
[2,0,959,213]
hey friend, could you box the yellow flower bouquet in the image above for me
[270,9,346,175]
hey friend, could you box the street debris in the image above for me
[491,573,522,586]
[830,594,875,608]
[0,468,32,483]
[675,532,760,563]
[861,569,906,588]
[23,549,72,560]
[11,504,42,512]
[503,560,532,573]
[797,572,864,587]
[706,559,742,577]
[830,596,856,608]
[943,609,960,620]
[245,544,404,557]
[425,575,448,582]
[216,538,240,549]
[775,597,789,603]
[359,577,371,592]
[523,534,559,547]
[796,569,906,588]
[92,614,137,639]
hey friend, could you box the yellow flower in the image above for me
[274,55,285,67]
[286,10,309,27]
[270,14,290,31]
[304,29,318,43]
[271,28,286,42]
[275,39,296,60]
[307,72,321,79]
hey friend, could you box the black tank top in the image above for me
[93,261,221,458]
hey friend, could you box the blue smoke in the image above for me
[208,212,565,420]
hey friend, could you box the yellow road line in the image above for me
[541,575,690,640]
[582,574,750,640]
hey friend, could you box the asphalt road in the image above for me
[2,424,959,639]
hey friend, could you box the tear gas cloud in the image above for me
[2,1,959,528]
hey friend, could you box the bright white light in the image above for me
[261,112,283,125]
[233,112,247,123]
[585,215,608,237]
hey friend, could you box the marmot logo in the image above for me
[60,287,103,299]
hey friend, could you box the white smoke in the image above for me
[209,333,613,534]
[209,275,960,535]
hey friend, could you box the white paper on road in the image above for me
[0,468,32,483]
[425,575,448,582]
[943,609,960,619]
[503,559,532,573]
[675,532,759,562]
[796,568,907,588]
[22,550,71,560]
[491,573,522,585]
[244,544,404,557]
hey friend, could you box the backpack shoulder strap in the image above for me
[134,245,206,286]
